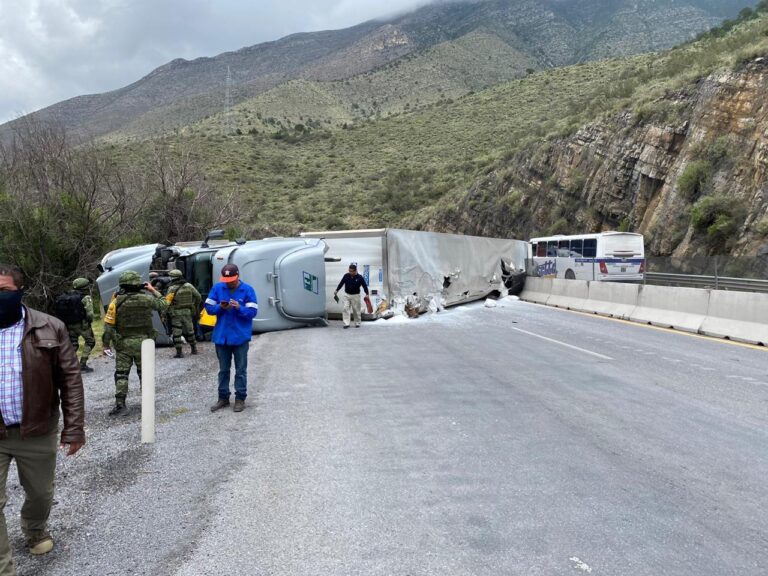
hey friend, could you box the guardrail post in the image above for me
[714,256,719,290]
[141,338,155,444]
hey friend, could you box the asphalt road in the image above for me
[8,299,768,576]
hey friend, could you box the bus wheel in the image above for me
[565,269,576,280]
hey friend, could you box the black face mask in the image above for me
[0,290,24,329]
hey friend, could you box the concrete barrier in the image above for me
[547,279,590,310]
[630,285,710,333]
[520,277,553,305]
[582,282,640,319]
[700,290,768,346]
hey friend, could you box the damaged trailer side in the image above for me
[300,229,528,318]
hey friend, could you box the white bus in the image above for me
[529,232,645,281]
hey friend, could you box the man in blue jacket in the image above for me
[204,264,258,413]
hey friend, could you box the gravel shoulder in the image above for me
[9,338,264,576]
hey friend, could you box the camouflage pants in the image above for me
[114,337,144,404]
[67,321,95,364]
[170,311,196,351]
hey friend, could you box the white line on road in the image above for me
[509,327,613,360]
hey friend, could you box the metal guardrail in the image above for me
[644,272,768,293]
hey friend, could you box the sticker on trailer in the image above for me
[378,268,383,283]
[303,271,319,294]
[363,265,370,285]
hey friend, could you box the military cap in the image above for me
[72,277,90,289]
[118,270,143,286]
[169,269,184,279]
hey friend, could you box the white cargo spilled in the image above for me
[97,236,328,339]
[300,229,528,318]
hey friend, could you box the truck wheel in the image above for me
[565,269,576,280]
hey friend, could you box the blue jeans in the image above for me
[215,342,249,401]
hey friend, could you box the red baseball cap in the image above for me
[220,264,239,282]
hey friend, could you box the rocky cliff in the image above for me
[418,58,768,264]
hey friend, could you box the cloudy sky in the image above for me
[0,0,435,123]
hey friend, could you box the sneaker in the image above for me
[343,325,350,329]
[210,399,230,412]
[233,399,245,413]
[354,323,361,328]
[80,364,94,373]
[108,403,126,416]
[28,534,53,555]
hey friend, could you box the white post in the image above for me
[141,338,156,444]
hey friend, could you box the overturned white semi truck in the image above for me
[300,228,528,318]
[96,234,328,343]
[96,229,527,341]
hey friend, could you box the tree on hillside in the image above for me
[0,118,145,306]
[139,141,240,244]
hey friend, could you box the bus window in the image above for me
[547,241,558,257]
[536,242,546,257]
[557,240,570,257]
[583,238,597,258]
[570,239,583,257]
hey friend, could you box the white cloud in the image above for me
[0,0,433,123]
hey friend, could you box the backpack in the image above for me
[54,291,86,324]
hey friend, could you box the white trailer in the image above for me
[300,229,528,317]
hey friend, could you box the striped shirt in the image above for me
[0,308,24,426]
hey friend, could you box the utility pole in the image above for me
[223,65,234,136]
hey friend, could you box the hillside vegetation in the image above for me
[117,5,768,246]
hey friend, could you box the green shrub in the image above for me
[545,217,569,235]
[690,195,744,247]
[755,215,768,236]
[677,160,712,200]
[618,216,631,232]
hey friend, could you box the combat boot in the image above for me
[109,402,126,416]
[190,343,198,355]
[174,348,184,359]
[80,361,94,373]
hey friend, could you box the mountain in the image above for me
[1,0,755,140]
[123,4,763,267]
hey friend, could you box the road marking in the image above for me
[570,557,593,573]
[509,327,612,360]
[523,302,768,352]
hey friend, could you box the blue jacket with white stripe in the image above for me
[204,281,258,346]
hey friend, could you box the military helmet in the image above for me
[118,270,143,286]
[169,269,184,279]
[72,277,90,290]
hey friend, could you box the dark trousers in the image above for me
[215,342,249,401]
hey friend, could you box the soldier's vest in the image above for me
[168,283,195,312]
[114,294,155,338]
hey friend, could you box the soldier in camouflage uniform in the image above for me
[102,270,168,416]
[166,269,202,358]
[55,277,96,373]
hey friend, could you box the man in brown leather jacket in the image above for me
[0,263,85,576]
